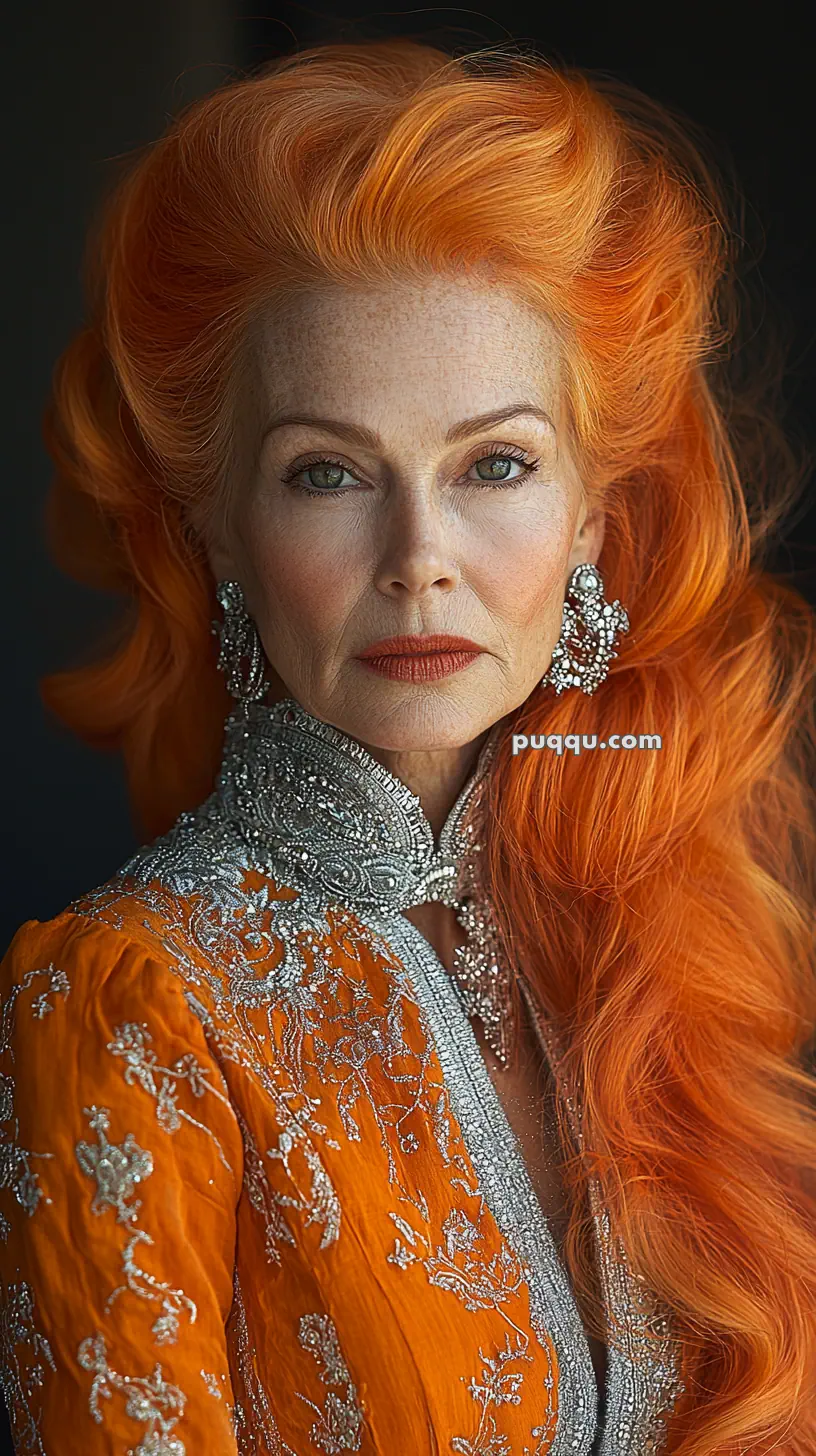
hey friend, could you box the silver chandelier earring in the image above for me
[541,562,630,696]
[212,579,271,703]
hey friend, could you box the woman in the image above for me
[2,36,815,1456]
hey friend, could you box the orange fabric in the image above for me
[0,872,560,1454]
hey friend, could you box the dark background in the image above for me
[1,3,814,1440]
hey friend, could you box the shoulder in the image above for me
[0,843,224,1042]
[2,798,339,1028]
[2,905,169,1005]
[3,780,400,1055]
[0,907,215,1076]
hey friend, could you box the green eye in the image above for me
[281,456,360,497]
[467,449,541,488]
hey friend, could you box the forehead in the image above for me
[249,275,561,423]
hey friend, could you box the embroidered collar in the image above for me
[215,696,503,919]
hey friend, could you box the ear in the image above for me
[185,500,241,584]
[201,517,241,584]
[568,499,606,574]
[206,540,241,582]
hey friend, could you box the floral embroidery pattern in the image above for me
[184,978,346,1263]
[388,1189,558,1453]
[75,1104,197,1345]
[66,763,568,1454]
[106,1019,236,1171]
[263,1106,341,1253]
[77,1329,187,1454]
[452,1331,557,1456]
[296,1312,365,1453]
[388,1196,527,1312]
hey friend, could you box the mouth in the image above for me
[355,634,485,683]
[357,633,484,657]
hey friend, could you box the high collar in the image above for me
[215,696,503,919]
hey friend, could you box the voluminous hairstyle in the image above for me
[41,36,816,1453]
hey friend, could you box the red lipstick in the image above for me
[356,633,485,683]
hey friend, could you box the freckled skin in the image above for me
[207,274,605,829]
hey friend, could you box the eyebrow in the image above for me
[261,401,555,450]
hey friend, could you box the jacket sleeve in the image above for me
[0,909,246,1454]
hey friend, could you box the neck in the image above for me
[363,735,490,841]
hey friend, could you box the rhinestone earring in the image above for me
[541,563,630,696]
[212,579,271,703]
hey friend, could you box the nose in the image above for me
[373,487,461,599]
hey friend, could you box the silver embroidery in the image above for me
[77,1329,187,1454]
[453,1329,555,1456]
[185,962,348,1260]
[229,1269,297,1455]
[107,1020,235,1170]
[0,1279,56,1455]
[388,1192,558,1455]
[118,699,500,1012]
[199,1365,237,1430]
[28,964,71,1019]
[296,1312,364,1453]
[377,913,598,1455]
[200,1369,222,1398]
[263,1108,341,1252]
[0,966,70,1220]
[75,1104,197,1344]
[388,1196,528,1312]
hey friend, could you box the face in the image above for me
[207,274,604,752]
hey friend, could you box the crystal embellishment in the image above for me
[213,697,518,1064]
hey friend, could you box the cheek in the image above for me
[468,493,574,629]
[236,495,364,642]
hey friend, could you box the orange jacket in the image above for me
[0,698,684,1454]
[1,883,568,1454]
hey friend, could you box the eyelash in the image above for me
[280,444,542,499]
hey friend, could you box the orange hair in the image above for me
[40,38,816,1453]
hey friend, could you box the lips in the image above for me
[356,633,484,658]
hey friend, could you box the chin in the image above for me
[323,681,508,753]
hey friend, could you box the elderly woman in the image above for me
[2,36,815,1456]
